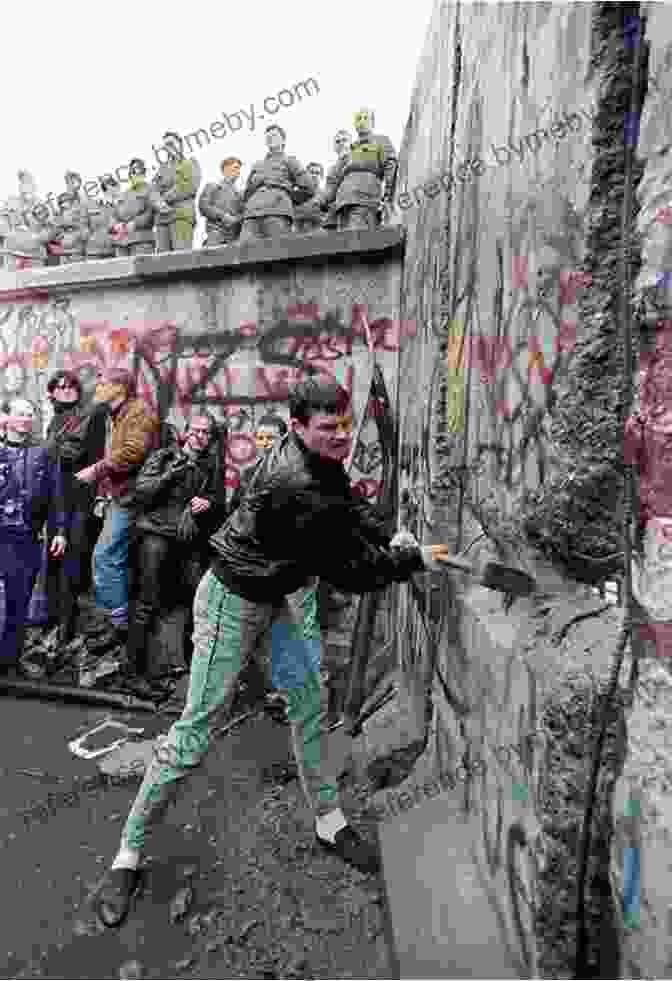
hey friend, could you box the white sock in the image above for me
[315,807,348,843]
[111,845,141,871]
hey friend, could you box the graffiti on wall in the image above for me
[473,240,590,494]
[0,293,415,500]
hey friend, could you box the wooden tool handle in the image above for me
[437,553,476,575]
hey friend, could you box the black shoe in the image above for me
[95,867,144,928]
[315,825,381,876]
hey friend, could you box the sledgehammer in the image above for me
[392,532,536,598]
[435,552,535,597]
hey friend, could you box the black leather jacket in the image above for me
[209,432,423,603]
[45,402,107,514]
[132,443,227,540]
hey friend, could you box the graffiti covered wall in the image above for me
[388,2,600,975]
[8,239,410,510]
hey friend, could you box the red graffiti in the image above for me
[351,479,382,500]
[512,256,528,290]
[468,335,513,383]
[559,270,592,307]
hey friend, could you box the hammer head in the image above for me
[480,562,536,597]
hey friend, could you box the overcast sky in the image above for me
[2,0,435,228]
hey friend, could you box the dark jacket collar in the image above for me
[287,431,348,484]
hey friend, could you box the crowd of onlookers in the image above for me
[0,108,398,269]
[0,369,292,703]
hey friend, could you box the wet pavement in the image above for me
[0,691,394,979]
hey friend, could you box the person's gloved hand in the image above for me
[390,529,420,550]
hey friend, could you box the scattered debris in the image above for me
[97,740,153,781]
[118,960,144,979]
[68,719,145,760]
[169,885,194,924]
[173,956,195,973]
[238,917,261,942]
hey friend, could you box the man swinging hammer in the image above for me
[95,376,452,926]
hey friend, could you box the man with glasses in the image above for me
[124,415,227,696]
[95,377,454,926]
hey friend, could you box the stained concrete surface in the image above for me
[0,693,394,980]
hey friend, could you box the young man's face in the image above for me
[266,128,285,153]
[292,410,353,463]
[334,132,351,156]
[222,161,241,183]
[255,425,281,453]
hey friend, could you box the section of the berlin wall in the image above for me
[386,2,649,978]
[610,3,672,979]
[0,256,408,678]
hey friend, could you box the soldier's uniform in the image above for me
[199,177,243,246]
[86,201,117,260]
[55,197,89,264]
[153,157,202,252]
[293,194,324,234]
[241,153,314,241]
[324,134,397,231]
[113,177,156,257]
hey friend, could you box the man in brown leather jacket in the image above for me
[76,369,159,639]
[240,125,314,241]
[199,157,243,246]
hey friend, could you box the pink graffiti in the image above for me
[0,287,51,305]
[559,270,592,307]
[468,335,513,383]
[512,256,529,290]
[351,479,382,500]
[637,623,672,657]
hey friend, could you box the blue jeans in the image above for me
[0,536,42,663]
[93,502,131,628]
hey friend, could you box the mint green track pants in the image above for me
[121,570,349,851]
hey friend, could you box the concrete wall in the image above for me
[389,2,656,977]
[8,230,408,669]
[397,1,595,544]
[611,3,672,978]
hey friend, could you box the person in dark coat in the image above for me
[0,398,66,672]
[239,125,314,241]
[95,377,454,927]
[125,413,227,693]
[227,413,288,514]
[44,370,107,643]
[199,157,243,246]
